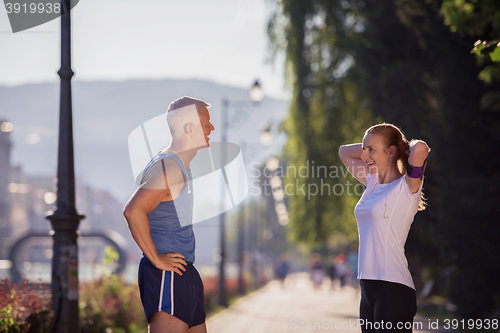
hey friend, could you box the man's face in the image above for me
[196,107,215,148]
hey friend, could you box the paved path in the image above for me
[206,273,449,333]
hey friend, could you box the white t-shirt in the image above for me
[354,172,423,290]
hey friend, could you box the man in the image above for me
[123,96,215,333]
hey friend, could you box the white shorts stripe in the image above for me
[171,273,174,315]
[158,270,165,312]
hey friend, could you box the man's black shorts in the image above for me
[138,256,206,328]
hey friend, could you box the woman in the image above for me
[339,123,430,332]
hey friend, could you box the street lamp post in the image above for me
[218,81,264,306]
[236,131,272,295]
[218,98,229,307]
[236,141,246,295]
[45,2,85,332]
[237,202,245,295]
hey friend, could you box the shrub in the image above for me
[0,277,51,333]
[79,274,147,333]
[79,246,147,333]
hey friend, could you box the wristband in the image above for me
[406,156,428,180]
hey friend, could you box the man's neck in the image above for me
[166,141,196,169]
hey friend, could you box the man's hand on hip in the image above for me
[154,253,187,275]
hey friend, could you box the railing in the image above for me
[8,229,128,282]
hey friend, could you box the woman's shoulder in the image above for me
[398,174,423,200]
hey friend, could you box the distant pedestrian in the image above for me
[275,255,289,288]
[339,123,430,332]
[327,256,336,290]
[347,250,358,287]
[310,253,325,289]
[335,254,348,288]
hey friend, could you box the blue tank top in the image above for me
[141,152,195,263]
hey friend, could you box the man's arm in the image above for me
[123,159,187,275]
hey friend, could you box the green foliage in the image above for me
[0,278,51,333]
[102,246,120,266]
[470,40,500,85]
[435,0,500,318]
[0,304,24,333]
[470,39,500,61]
[0,247,147,333]
[98,245,121,278]
[490,44,500,62]
[269,0,374,246]
[80,246,147,333]
[441,0,500,85]
[440,0,500,36]
[79,275,147,333]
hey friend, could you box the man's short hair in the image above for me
[166,96,211,139]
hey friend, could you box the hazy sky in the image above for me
[0,0,290,100]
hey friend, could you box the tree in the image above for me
[268,0,374,245]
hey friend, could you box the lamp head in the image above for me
[249,80,264,103]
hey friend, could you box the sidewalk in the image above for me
[206,273,450,333]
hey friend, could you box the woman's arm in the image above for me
[405,140,430,194]
[339,143,368,186]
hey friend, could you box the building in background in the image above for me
[0,119,13,259]
[0,118,138,275]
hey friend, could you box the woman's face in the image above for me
[361,133,393,175]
